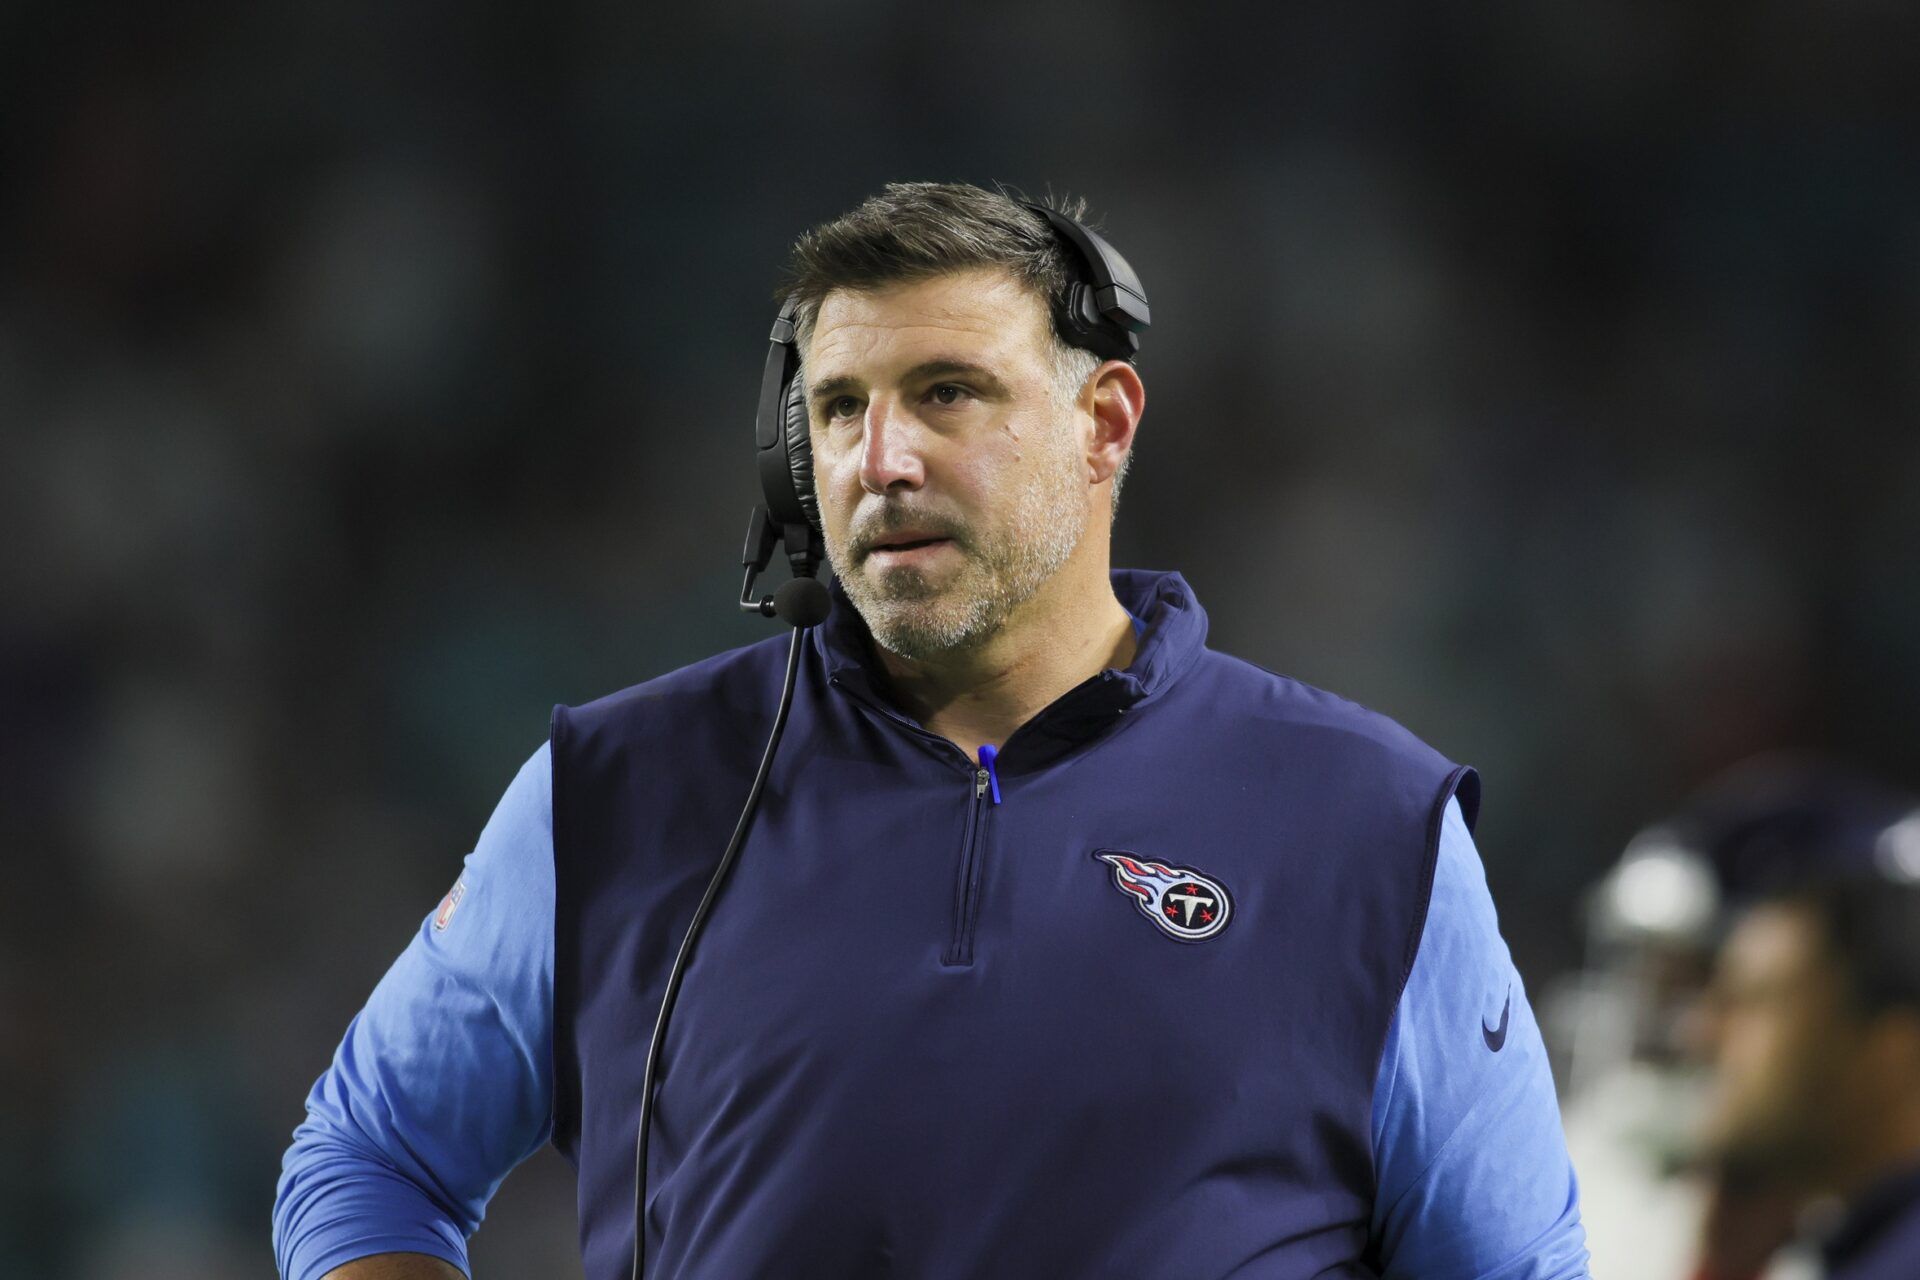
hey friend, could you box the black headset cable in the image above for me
[631,618,813,1280]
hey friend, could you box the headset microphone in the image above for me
[772,575,833,628]
[631,197,1150,1279]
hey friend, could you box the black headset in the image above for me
[737,199,1152,622]
[634,199,1152,1280]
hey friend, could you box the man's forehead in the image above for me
[804,267,1049,375]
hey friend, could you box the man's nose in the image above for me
[858,397,925,495]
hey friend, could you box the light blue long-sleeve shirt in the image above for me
[274,748,1587,1279]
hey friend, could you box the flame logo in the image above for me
[1095,851,1232,942]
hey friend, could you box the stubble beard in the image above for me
[827,433,1089,662]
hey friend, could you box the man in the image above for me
[1692,802,1920,1280]
[273,182,1589,1279]
[1561,758,1920,1280]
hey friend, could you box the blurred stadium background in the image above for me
[3,2,1917,1276]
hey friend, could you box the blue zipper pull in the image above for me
[976,743,1003,805]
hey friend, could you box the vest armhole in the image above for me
[1363,762,1479,1259]
[547,703,582,1157]
[1394,764,1480,1020]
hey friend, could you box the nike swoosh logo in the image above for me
[1482,989,1511,1052]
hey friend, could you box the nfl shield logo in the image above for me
[434,874,467,932]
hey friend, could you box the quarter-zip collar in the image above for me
[812,566,1210,767]
[1819,1157,1920,1276]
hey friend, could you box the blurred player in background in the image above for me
[1557,759,1920,1280]
[1694,807,1920,1279]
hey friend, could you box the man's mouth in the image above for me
[866,532,957,563]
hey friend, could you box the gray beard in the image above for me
[826,451,1088,662]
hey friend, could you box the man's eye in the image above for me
[826,395,861,420]
[929,384,970,407]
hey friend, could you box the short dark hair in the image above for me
[776,181,1093,357]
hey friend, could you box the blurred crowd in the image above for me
[3,2,1917,1276]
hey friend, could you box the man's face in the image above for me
[1697,903,1861,1182]
[802,266,1092,660]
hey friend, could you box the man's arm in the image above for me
[273,743,557,1280]
[1369,797,1592,1279]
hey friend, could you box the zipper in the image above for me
[828,673,1007,970]
[945,746,1002,968]
[945,765,991,967]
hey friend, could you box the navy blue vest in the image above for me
[550,568,1477,1279]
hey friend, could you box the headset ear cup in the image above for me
[1051,281,1116,362]
[783,374,820,533]
[1065,281,1098,348]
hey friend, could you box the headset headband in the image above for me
[1022,204,1151,360]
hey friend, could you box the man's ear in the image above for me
[1085,359,1145,487]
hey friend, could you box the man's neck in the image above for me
[871,565,1139,760]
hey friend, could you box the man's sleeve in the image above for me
[1369,796,1592,1279]
[272,743,556,1280]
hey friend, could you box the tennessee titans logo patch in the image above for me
[1094,851,1233,942]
